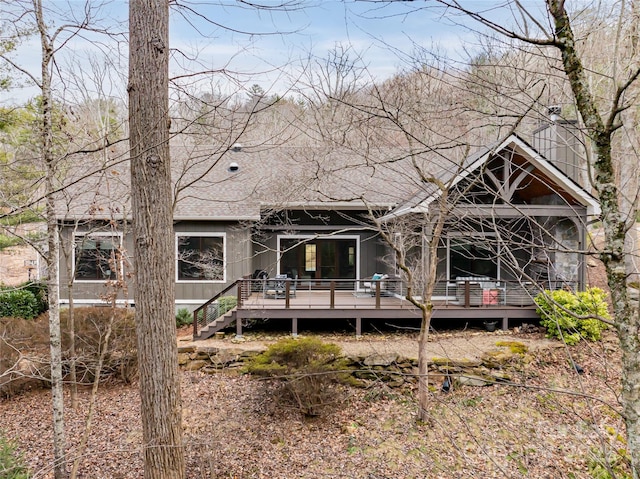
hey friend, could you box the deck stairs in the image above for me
[194,308,238,340]
[192,277,248,340]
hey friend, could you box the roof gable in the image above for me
[389,134,600,218]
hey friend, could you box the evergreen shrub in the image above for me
[535,287,610,345]
[175,308,193,327]
[0,289,38,320]
[0,433,30,479]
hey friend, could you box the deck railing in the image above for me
[193,276,554,336]
[192,277,248,338]
[238,277,547,308]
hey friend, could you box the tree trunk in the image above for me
[35,0,68,475]
[417,307,432,423]
[546,1,640,475]
[129,1,185,478]
[67,283,77,409]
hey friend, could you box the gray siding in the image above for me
[61,221,252,306]
[173,221,252,301]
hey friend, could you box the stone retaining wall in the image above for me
[178,341,528,389]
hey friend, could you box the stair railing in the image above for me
[192,277,248,338]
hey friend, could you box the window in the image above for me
[305,244,316,272]
[449,236,498,279]
[74,234,121,281]
[177,234,225,281]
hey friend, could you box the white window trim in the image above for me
[72,231,124,283]
[175,232,226,283]
[277,234,361,281]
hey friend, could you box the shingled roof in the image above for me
[56,139,428,221]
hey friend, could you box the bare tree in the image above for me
[129,0,185,477]
[408,1,640,473]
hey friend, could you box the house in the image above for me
[56,117,599,337]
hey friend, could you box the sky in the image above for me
[0,0,541,105]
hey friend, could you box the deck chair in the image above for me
[363,273,388,295]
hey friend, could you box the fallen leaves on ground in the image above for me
[1,332,625,479]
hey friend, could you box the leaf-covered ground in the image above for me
[1,331,626,479]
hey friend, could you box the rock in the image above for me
[430,357,453,367]
[353,370,380,380]
[481,350,520,368]
[184,360,208,371]
[214,332,225,339]
[201,367,220,374]
[452,358,482,368]
[177,353,190,366]
[386,377,405,388]
[196,346,220,355]
[226,362,245,368]
[177,345,196,354]
[436,365,462,374]
[363,353,398,367]
[487,370,511,382]
[458,374,494,387]
[240,350,264,359]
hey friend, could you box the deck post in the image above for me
[192,308,198,339]
[235,316,243,339]
[285,280,290,308]
[330,281,335,308]
[464,281,470,307]
[502,316,509,331]
[356,317,362,337]
[375,282,381,309]
[292,317,298,337]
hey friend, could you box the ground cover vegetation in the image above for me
[0,328,627,478]
[244,337,351,417]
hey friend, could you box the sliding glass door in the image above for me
[280,237,357,281]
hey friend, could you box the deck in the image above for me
[193,278,541,339]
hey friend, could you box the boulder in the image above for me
[195,346,220,356]
[363,353,398,367]
[184,360,208,371]
[177,353,190,366]
[458,374,494,387]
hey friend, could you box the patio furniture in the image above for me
[505,282,538,306]
[363,273,388,295]
[455,276,502,306]
[263,274,297,299]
